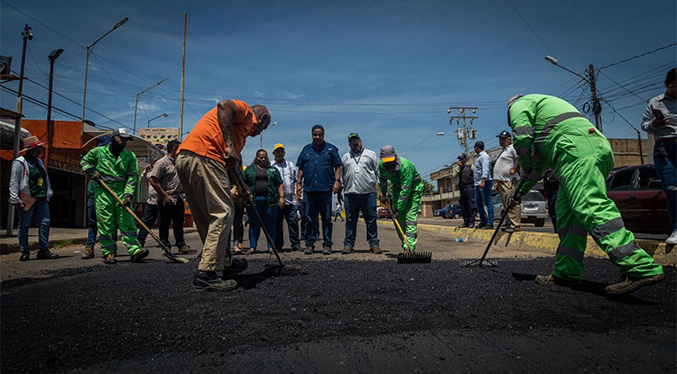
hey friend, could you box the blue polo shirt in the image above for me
[297,142,342,192]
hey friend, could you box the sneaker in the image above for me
[503,227,515,234]
[291,245,301,252]
[103,253,117,264]
[322,245,332,255]
[19,252,29,262]
[605,274,666,295]
[82,246,95,259]
[193,271,238,292]
[37,250,59,259]
[304,245,314,255]
[178,245,196,254]
[223,258,248,279]
[482,224,495,230]
[342,246,353,254]
[130,248,150,263]
[666,231,677,245]
[477,223,487,229]
[370,246,382,254]
[534,274,581,287]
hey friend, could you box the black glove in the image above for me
[91,171,101,182]
[121,195,132,207]
[507,192,522,208]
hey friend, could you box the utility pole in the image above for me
[587,64,602,132]
[179,11,187,141]
[448,106,478,157]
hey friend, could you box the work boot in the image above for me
[342,246,353,254]
[477,223,487,229]
[304,245,314,255]
[193,271,237,292]
[223,258,249,279]
[370,246,382,254]
[322,245,332,255]
[37,250,59,259]
[534,274,581,287]
[82,246,95,259]
[178,245,196,254]
[605,274,665,295]
[503,227,515,234]
[20,252,29,262]
[666,231,677,245]
[103,253,117,264]
[131,248,150,263]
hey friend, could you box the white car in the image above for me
[492,190,548,227]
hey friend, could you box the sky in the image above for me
[1,0,675,183]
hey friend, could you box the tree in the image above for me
[422,179,436,194]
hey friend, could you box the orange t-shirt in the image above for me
[178,100,257,163]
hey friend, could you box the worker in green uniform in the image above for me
[378,145,424,253]
[81,128,149,264]
[507,94,664,295]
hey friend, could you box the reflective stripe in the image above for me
[123,240,141,247]
[413,175,421,182]
[513,126,535,137]
[101,175,126,182]
[590,217,624,241]
[102,243,117,250]
[558,224,587,240]
[405,221,417,226]
[534,112,585,150]
[120,231,137,237]
[99,235,115,241]
[401,185,411,190]
[405,232,417,238]
[126,172,137,176]
[398,195,409,202]
[608,241,642,264]
[556,245,584,261]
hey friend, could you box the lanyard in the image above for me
[350,150,363,165]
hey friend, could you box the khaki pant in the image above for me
[497,179,520,230]
[175,151,234,272]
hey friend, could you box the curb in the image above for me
[378,221,675,267]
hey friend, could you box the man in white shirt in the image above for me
[271,143,301,251]
[493,131,521,233]
[340,133,381,254]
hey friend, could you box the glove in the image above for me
[91,171,101,182]
[392,211,399,220]
[121,195,132,207]
[507,192,522,208]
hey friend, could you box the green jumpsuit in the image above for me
[509,94,663,280]
[81,145,142,257]
[379,157,424,252]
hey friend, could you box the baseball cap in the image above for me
[457,153,467,160]
[497,130,511,138]
[273,143,285,151]
[348,133,360,142]
[111,128,133,140]
[380,145,396,163]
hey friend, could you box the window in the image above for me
[609,169,636,191]
[637,167,660,190]
[523,191,545,202]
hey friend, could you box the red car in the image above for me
[606,164,671,235]
[377,207,392,219]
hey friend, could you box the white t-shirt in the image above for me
[493,144,520,182]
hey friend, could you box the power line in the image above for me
[1,0,86,49]
[599,42,677,70]
[504,0,556,56]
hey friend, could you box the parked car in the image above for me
[377,207,392,219]
[434,204,453,217]
[493,190,548,227]
[606,164,670,235]
[443,204,463,219]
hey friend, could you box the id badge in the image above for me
[355,165,360,174]
[37,178,44,187]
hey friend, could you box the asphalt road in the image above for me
[1,220,674,373]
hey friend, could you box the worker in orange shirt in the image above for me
[176,100,271,292]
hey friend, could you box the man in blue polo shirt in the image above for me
[296,124,342,255]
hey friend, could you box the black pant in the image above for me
[158,196,185,249]
[459,187,477,225]
[545,189,558,232]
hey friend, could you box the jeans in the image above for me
[275,204,300,250]
[86,196,116,248]
[137,203,159,247]
[475,180,494,225]
[343,192,379,249]
[459,187,477,226]
[304,191,333,247]
[17,198,50,253]
[247,196,278,250]
[654,139,677,231]
[158,196,186,249]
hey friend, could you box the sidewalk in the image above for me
[0,226,197,254]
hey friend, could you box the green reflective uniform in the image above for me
[81,145,141,257]
[379,157,424,252]
[509,94,663,280]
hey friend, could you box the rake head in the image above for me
[459,258,499,268]
[397,251,432,264]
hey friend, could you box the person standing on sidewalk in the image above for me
[452,153,477,228]
[271,143,301,251]
[340,133,381,254]
[641,67,676,245]
[176,99,270,291]
[136,158,160,249]
[149,140,194,254]
[295,125,342,255]
[473,141,494,230]
[493,131,521,233]
[81,128,148,265]
[508,94,664,295]
[9,136,58,262]
[378,145,423,253]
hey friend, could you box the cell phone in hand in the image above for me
[652,109,665,120]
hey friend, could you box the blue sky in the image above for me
[1,0,675,182]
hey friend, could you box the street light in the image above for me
[81,17,128,123]
[133,78,168,134]
[544,56,589,83]
[260,120,278,148]
[46,48,64,166]
[147,113,169,127]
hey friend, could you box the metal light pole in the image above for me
[133,78,168,134]
[147,113,168,127]
[81,17,128,123]
[7,24,33,236]
[260,121,278,149]
[46,49,64,167]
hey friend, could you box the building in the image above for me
[420,138,649,218]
